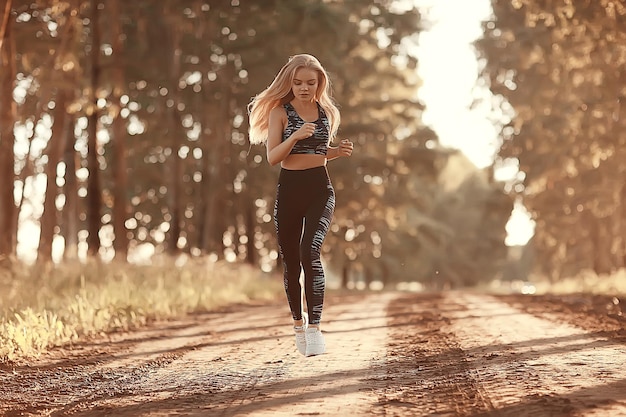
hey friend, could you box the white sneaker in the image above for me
[294,328,306,355]
[305,327,326,357]
[294,313,308,356]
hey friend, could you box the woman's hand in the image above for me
[327,139,354,160]
[338,139,353,157]
[293,122,316,141]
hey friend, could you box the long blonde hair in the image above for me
[248,54,340,145]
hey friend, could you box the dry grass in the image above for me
[534,268,626,295]
[4,255,622,362]
[0,256,283,362]
[488,268,626,296]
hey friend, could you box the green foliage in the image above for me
[477,0,626,279]
[2,0,514,288]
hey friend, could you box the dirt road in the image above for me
[1,290,626,416]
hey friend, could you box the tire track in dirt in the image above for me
[379,292,626,417]
[377,292,495,416]
[444,292,626,417]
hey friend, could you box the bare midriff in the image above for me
[280,154,327,170]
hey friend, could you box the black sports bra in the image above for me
[282,102,330,156]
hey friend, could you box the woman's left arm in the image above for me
[327,139,354,161]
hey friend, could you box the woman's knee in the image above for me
[300,247,321,266]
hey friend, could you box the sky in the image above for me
[412,0,535,246]
[413,0,498,168]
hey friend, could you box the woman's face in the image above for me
[292,67,319,102]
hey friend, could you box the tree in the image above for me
[477,0,626,279]
[109,0,129,261]
[0,0,16,261]
[4,0,513,284]
[86,0,102,257]
[38,88,69,263]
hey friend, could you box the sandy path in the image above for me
[35,292,394,416]
[2,290,626,417]
[377,291,626,417]
[443,292,626,417]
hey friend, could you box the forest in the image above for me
[0,0,624,290]
[2,3,626,412]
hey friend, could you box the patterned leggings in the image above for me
[274,166,335,325]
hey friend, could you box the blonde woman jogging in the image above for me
[248,54,354,357]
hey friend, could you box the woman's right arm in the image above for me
[266,107,312,166]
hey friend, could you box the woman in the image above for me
[248,54,353,357]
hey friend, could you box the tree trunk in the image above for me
[86,0,102,257]
[193,0,216,256]
[623,182,626,268]
[62,114,79,261]
[38,90,69,263]
[611,183,625,270]
[110,0,129,261]
[341,263,349,289]
[203,86,231,258]
[592,216,613,275]
[245,201,256,265]
[381,260,389,289]
[364,264,372,288]
[604,183,624,272]
[165,7,183,255]
[196,126,211,253]
[0,3,16,260]
[198,102,223,256]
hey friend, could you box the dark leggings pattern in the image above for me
[274,166,335,325]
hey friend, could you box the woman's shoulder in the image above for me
[270,105,288,117]
[269,105,288,125]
